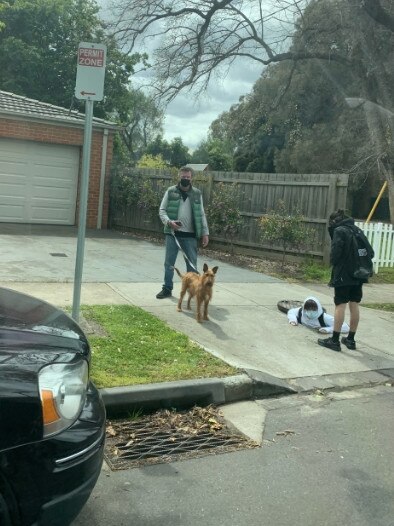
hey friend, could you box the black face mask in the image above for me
[180,178,191,188]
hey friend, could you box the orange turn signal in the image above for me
[41,389,60,424]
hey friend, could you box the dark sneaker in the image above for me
[318,337,341,352]
[156,287,172,299]
[341,337,356,350]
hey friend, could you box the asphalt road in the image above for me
[72,385,394,526]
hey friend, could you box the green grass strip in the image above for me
[81,305,236,388]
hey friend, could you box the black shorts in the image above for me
[334,285,363,305]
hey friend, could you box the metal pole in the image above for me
[72,98,94,321]
[366,181,388,224]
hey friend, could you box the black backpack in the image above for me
[347,226,374,281]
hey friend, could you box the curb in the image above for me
[99,368,394,416]
[100,371,296,416]
[287,368,394,392]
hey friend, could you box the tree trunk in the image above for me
[387,173,394,225]
[362,101,393,223]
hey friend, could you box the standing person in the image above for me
[156,166,209,299]
[318,209,374,352]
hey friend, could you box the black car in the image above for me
[0,287,106,526]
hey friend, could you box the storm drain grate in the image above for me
[104,407,259,470]
[50,253,68,257]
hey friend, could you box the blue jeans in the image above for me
[164,234,198,290]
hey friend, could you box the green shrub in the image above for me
[110,174,140,209]
[136,154,167,168]
[207,182,243,252]
[137,178,167,215]
[258,200,313,266]
[111,173,170,219]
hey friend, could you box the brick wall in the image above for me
[0,117,115,228]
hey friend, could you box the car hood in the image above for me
[0,286,86,340]
[0,287,90,450]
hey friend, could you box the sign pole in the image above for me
[72,98,94,321]
[72,42,106,322]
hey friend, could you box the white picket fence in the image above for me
[355,221,394,274]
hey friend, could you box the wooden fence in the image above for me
[109,168,349,263]
[356,221,394,273]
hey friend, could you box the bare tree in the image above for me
[120,90,164,162]
[110,0,394,219]
[109,0,393,97]
[110,0,353,99]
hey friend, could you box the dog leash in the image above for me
[171,231,199,273]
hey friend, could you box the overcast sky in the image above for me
[137,59,262,151]
[96,1,290,151]
[96,1,264,150]
[169,68,262,150]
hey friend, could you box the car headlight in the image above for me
[38,361,88,437]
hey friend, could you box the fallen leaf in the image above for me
[276,429,296,436]
[106,425,117,437]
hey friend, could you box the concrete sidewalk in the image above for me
[1,225,393,408]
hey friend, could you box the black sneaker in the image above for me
[318,337,341,352]
[156,287,172,299]
[341,337,356,350]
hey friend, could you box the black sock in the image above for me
[348,331,356,341]
[332,331,340,343]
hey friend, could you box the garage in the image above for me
[0,138,79,224]
[0,90,119,229]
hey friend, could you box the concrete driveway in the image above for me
[1,224,393,386]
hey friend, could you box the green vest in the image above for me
[164,186,204,239]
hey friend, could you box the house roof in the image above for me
[0,90,120,130]
[186,163,209,171]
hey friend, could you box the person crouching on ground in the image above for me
[156,166,210,299]
[288,296,349,334]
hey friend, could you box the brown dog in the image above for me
[174,263,219,322]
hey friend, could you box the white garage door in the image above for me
[0,138,79,224]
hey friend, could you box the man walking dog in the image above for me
[156,166,210,299]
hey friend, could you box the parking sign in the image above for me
[75,42,106,101]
